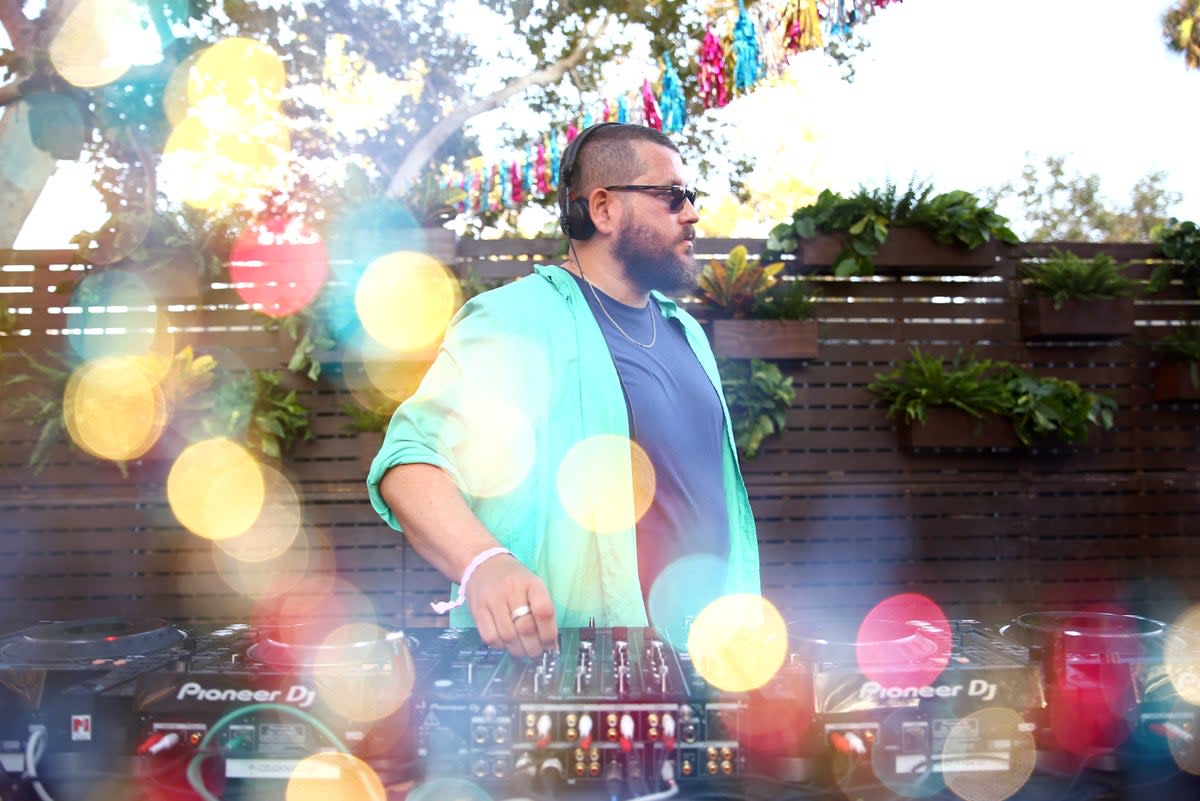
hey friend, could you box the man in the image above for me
[366,122,759,658]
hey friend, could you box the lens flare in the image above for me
[50,0,139,87]
[1166,606,1200,705]
[66,270,159,362]
[406,778,492,801]
[687,594,787,692]
[1165,699,1200,775]
[229,220,328,318]
[452,398,536,498]
[284,752,385,801]
[647,554,730,647]
[557,435,655,534]
[213,464,301,563]
[354,251,461,356]
[857,594,951,687]
[253,575,377,640]
[63,356,167,463]
[314,623,416,723]
[450,333,553,422]
[867,709,946,798]
[167,438,265,541]
[942,708,1036,801]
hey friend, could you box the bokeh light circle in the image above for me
[314,622,416,723]
[942,708,1037,801]
[857,593,951,687]
[229,221,329,318]
[63,356,166,463]
[354,251,461,355]
[167,438,265,541]
[67,270,159,362]
[557,435,655,534]
[212,527,313,601]
[1166,605,1200,705]
[161,110,291,211]
[49,0,137,87]
[687,594,787,692]
[406,778,492,801]
[190,38,287,113]
[647,554,731,648]
[284,752,385,801]
[213,464,302,563]
[453,398,536,498]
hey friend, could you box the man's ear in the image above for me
[587,187,619,236]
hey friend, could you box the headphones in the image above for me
[558,122,622,241]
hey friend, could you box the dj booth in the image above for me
[2,612,1199,801]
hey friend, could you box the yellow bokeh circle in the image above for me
[687,594,787,692]
[314,623,416,723]
[355,252,461,355]
[167,438,265,541]
[557,435,655,534]
[284,752,385,801]
[190,37,287,112]
[63,356,166,462]
[214,464,302,563]
[942,708,1037,801]
[1166,606,1200,705]
[49,0,137,88]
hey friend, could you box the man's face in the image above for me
[611,144,700,294]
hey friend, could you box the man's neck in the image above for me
[565,250,649,308]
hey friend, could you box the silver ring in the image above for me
[511,604,532,621]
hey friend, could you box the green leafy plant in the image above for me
[1153,323,1200,389]
[717,357,796,460]
[867,348,1116,445]
[763,182,1018,276]
[198,369,313,461]
[1021,249,1141,309]
[1151,218,1200,296]
[1001,369,1117,446]
[866,348,1010,425]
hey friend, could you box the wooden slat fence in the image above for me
[0,237,1197,635]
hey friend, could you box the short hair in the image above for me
[561,124,681,203]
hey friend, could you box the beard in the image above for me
[613,218,699,294]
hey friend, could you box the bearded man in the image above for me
[367,123,761,657]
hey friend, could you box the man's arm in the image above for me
[378,463,557,657]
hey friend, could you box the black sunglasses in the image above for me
[604,184,698,213]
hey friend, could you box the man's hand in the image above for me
[465,554,558,658]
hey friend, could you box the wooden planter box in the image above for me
[1019,297,1136,341]
[708,319,819,360]
[898,408,1021,451]
[796,227,1003,275]
[1152,361,1200,402]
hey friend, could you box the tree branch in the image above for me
[0,0,32,52]
[385,12,612,199]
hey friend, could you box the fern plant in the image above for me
[1022,249,1140,309]
[866,349,1010,425]
[717,357,796,459]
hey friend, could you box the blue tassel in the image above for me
[480,165,491,207]
[732,0,763,93]
[500,161,512,208]
[523,145,534,196]
[550,134,561,187]
[582,109,594,129]
[659,52,687,133]
[617,95,629,123]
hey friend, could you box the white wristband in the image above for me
[429,546,513,615]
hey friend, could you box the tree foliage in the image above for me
[1164,0,1200,69]
[987,155,1181,242]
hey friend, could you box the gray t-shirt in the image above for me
[570,272,730,604]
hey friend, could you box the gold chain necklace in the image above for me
[576,262,657,349]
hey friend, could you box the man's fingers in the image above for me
[527,582,558,653]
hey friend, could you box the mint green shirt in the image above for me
[366,264,760,629]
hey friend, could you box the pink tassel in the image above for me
[698,23,729,109]
[535,141,549,195]
[510,161,523,206]
[566,122,579,142]
[641,79,662,131]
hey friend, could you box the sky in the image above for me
[8,0,1200,246]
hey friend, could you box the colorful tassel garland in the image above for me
[784,0,823,54]
[536,140,550,194]
[658,52,686,133]
[617,94,630,123]
[550,133,561,187]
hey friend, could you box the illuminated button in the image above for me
[721,760,733,775]
[707,760,718,775]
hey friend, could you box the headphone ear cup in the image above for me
[566,197,596,241]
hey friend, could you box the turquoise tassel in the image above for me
[659,52,686,133]
[732,0,763,93]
